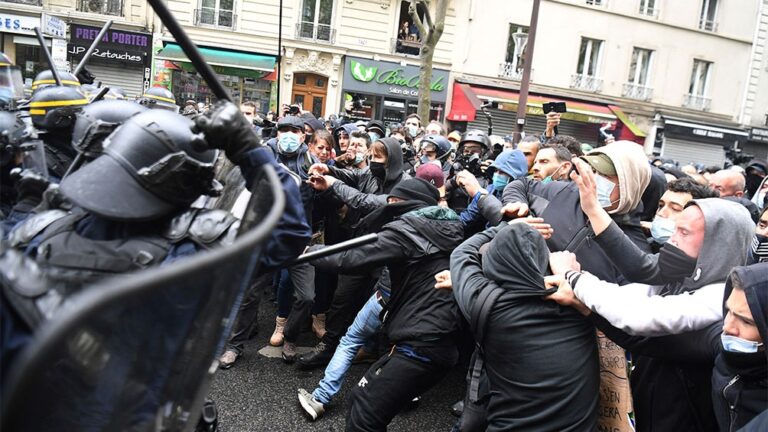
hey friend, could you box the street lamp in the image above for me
[512,28,528,71]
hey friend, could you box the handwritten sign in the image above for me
[597,331,635,432]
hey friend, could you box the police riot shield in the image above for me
[1,164,285,432]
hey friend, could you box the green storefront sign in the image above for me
[343,56,449,103]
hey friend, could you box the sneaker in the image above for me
[218,350,239,370]
[351,347,378,365]
[270,316,287,347]
[282,341,297,363]
[297,388,325,421]
[311,313,326,339]
[450,400,464,417]
[296,342,333,370]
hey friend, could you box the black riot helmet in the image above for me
[420,134,452,161]
[459,129,491,151]
[31,70,81,93]
[0,111,31,166]
[27,85,89,131]
[71,100,148,159]
[60,110,220,222]
[0,52,24,109]
[138,86,179,112]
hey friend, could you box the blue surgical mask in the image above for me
[407,125,419,137]
[278,132,301,154]
[721,333,764,353]
[650,216,676,243]
[368,132,381,142]
[492,173,510,191]
[595,174,617,208]
[354,152,365,165]
[541,166,563,184]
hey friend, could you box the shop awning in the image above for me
[155,43,276,73]
[446,83,482,122]
[608,105,646,144]
[448,83,617,124]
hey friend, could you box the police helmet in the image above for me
[420,134,452,161]
[0,111,32,166]
[71,100,148,158]
[28,85,89,130]
[138,86,179,112]
[31,70,81,92]
[60,110,219,222]
[460,129,491,150]
[0,52,12,67]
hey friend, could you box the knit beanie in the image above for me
[388,178,440,206]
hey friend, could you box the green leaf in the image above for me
[351,60,377,82]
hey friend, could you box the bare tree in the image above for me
[408,0,447,122]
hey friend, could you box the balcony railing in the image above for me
[78,0,123,16]
[296,22,335,43]
[194,8,236,29]
[622,83,653,101]
[698,18,718,32]
[585,0,605,6]
[638,5,660,18]
[391,38,421,56]
[498,62,523,81]
[683,93,711,111]
[5,0,42,5]
[570,74,603,93]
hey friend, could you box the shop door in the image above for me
[292,73,327,118]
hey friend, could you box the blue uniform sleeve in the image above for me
[238,147,312,270]
[459,192,484,227]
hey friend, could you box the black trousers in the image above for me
[282,262,316,343]
[321,273,376,347]
[225,272,272,355]
[345,345,457,432]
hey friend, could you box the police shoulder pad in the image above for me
[9,209,69,248]
[164,208,237,246]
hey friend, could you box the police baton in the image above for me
[289,234,379,266]
[147,0,231,102]
[33,28,61,86]
[73,20,112,76]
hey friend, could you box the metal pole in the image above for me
[73,20,113,76]
[146,0,231,101]
[276,0,283,112]
[513,0,541,144]
[33,28,61,86]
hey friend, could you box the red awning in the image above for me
[609,105,646,145]
[446,83,482,122]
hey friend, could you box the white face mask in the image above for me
[650,216,676,243]
[595,174,617,208]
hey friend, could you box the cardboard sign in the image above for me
[597,331,635,432]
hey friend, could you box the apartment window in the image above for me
[624,48,654,100]
[572,37,604,92]
[639,0,659,17]
[197,0,235,28]
[698,0,718,31]
[499,24,528,80]
[6,0,42,5]
[685,59,712,110]
[395,1,424,55]
[299,0,334,42]
[78,0,123,16]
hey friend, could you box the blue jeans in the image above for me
[312,292,382,405]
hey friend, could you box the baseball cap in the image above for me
[580,153,616,176]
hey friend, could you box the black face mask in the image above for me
[658,243,698,282]
[369,161,386,181]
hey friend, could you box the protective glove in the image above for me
[193,101,261,163]
[11,168,50,204]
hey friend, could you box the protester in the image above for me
[749,207,768,264]
[308,129,334,165]
[530,144,572,182]
[516,135,540,172]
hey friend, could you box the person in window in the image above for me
[399,20,410,40]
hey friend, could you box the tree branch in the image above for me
[419,1,434,31]
[408,0,428,41]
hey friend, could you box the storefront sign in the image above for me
[51,38,69,71]
[749,127,768,144]
[67,24,151,67]
[0,13,39,35]
[664,119,747,146]
[42,14,66,39]
[342,56,449,103]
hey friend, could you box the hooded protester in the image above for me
[749,207,768,264]
[451,223,599,432]
[750,175,768,210]
[307,178,465,430]
[502,141,652,283]
[565,264,768,432]
[332,123,359,168]
[745,159,767,200]
[549,197,755,432]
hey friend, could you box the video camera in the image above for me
[451,152,483,177]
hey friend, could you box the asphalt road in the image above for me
[208,292,467,432]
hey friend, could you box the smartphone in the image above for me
[542,101,567,114]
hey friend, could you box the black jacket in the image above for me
[309,206,464,347]
[502,178,650,283]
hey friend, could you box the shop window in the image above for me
[623,47,654,101]
[698,0,718,31]
[499,24,528,80]
[571,37,604,93]
[295,75,307,85]
[639,0,659,17]
[684,59,712,111]
[195,0,236,29]
[78,0,123,16]
[394,1,424,56]
[297,0,335,43]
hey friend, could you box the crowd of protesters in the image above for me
[219,103,768,431]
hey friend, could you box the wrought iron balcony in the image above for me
[638,5,660,18]
[194,8,236,29]
[570,73,603,93]
[391,37,421,56]
[622,83,653,101]
[498,62,523,81]
[698,18,718,32]
[296,22,335,44]
[78,0,122,16]
[683,93,711,111]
